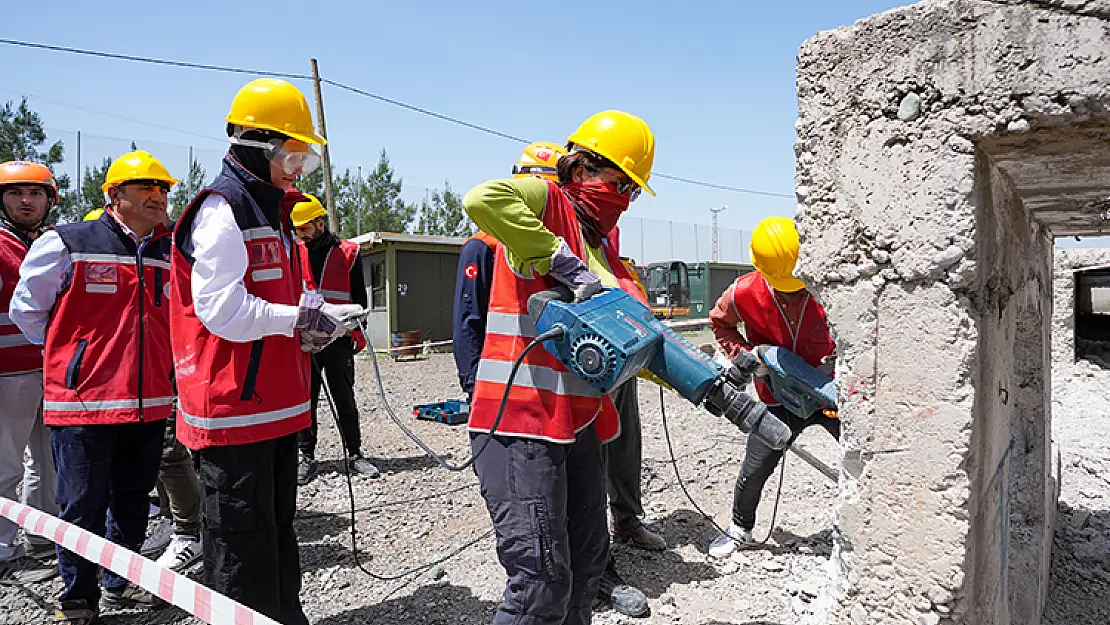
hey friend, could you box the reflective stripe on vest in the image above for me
[43,396,174,411]
[475,360,598,396]
[485,311,536,338]
[180,401,311,430]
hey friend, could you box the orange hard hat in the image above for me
[0,161,58,200]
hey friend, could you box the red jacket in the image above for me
[468,181,646,444]
[170,156,311,450]
[42,213,174,425]
[711,271,835,404]
[0,225,41,375]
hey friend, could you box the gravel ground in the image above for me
[3,341,1107,625]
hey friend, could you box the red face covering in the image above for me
[561,181,630,248]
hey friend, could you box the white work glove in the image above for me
[548,238,602,303]
[296,292,366,352]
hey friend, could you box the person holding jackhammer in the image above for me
[11,151,179,623]
[290,193,379,483]
[170,78,362,624]
[463,111,655,625]
[452,141,658,618]
[706,216,838,557]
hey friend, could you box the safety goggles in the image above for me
[229,132,321,176]
[590,166,642,201]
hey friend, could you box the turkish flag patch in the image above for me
[464,263,478,280]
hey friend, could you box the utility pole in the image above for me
[710,205,727,262]
[356,165,362,236]
[187,146,194,200]
[310,58,340,233]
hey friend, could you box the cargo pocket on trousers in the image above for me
[491,498,555,582]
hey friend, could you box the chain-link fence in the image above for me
[619,216,747,265]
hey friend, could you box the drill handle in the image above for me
[527,284,574,324]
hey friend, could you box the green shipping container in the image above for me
[686,262,755,319]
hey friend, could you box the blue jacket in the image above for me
[452,233,496,396]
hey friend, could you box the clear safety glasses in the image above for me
[229,133,322,176]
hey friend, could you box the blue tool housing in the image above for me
[759,346,837,418]
[532,288,722,401]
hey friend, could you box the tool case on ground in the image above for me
[412,401,470,426]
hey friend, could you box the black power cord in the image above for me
[360,318,565,472]
[658,385,787,547]
[307,323,563,582]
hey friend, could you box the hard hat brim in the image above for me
[761,272,806,293]
[225,116,327,146]
[101,174,180,194]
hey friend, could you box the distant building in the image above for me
[351,231,467,351]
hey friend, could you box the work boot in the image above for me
[708,523,754,558]
[348,454,380,478]
[54,599,99,625]
[298,455,318,486]
[0,554,58,584]
[26,538,58,562]
[101,584,163,610]
[141,517,173,556]
[155,534,202,572]
[612,523,667,551]
[596,565,649,617]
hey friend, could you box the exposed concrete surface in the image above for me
[794,1,1110,623]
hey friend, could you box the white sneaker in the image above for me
[708,523,753,558]
[155,535,201,572]
[141,517,172,556]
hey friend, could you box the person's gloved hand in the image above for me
[351,329,367,355]
[296,292,367,347]
[548,238,602,303]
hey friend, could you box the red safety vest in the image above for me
[0,225,42,375]
[469,181,646,444]
[315,238,359,304]
[42,213,174,425]
[730,271,835,404]
[170,156,311,450]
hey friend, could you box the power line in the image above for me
[322,78,531,144]
[0,38,309,80]
[0,37,795,200]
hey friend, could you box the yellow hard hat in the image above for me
[101,150,179,193]
[750,216,806,293]
[227,78,326,146]
[83,208,104,221]
[291,194,327,227]
[512,142,567,182]
[566,110,655,196]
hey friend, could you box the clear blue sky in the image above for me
[3,0,910,234]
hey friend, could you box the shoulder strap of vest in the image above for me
[470,231,498,249]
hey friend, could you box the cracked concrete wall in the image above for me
[794,1,1110,623]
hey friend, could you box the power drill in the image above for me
[528,287,792,450]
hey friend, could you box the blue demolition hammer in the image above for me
[527,286,793,450]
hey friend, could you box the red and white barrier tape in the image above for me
[0,496,280,625]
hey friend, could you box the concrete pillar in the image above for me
[793,1,1110,623]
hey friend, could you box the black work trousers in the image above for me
[602,380,643,531]
[196,434,307,625]
[298,338,362,459]
[731,405,840,530]
[472,424,609,625]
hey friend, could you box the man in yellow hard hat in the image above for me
[11,150,178,622]
[463,112,655,625]
[290,194,378,484]
[706,216,838,557]
[169,78,359,625]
